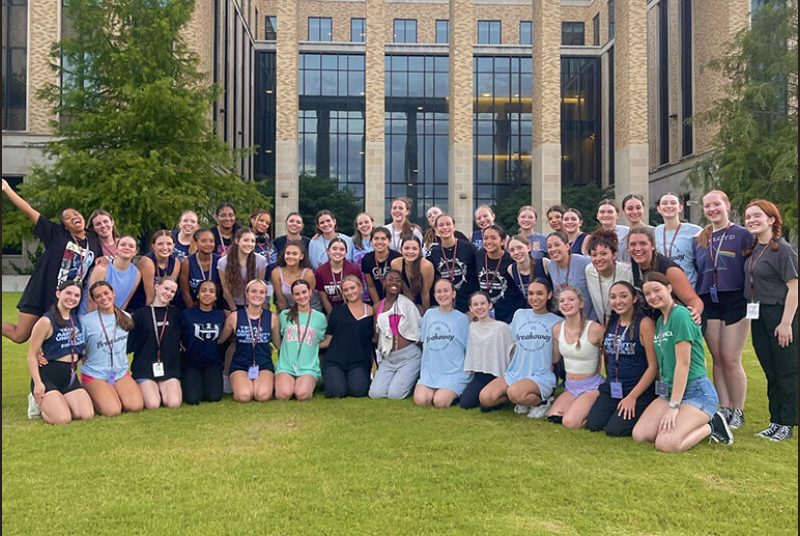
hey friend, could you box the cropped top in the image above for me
[558,321,600,375]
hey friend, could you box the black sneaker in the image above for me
[755,423,781,439]
[769,426,794,442]
[728,408,745,430]
[720,406,733,423]
[709,411,734,445]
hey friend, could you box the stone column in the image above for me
[274,0,299,235]
[613,0,649,221]
[364,0,386,224]
[29,0,60,134]
[448,0,475,232]
[531,0,561,232]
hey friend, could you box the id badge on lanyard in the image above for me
[746,301,760,320]
[655,380,669,397]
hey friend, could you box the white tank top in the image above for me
[558,321,600,375]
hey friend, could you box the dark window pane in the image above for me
[561,21,585,46]
[265,16,277,40]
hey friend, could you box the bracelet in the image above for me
[668,401,680,410]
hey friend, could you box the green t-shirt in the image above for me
[277,310,327,378]
[654,305,707,390]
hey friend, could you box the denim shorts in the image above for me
[664,376,719,418]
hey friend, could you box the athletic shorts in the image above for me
[702,290,747,325]
[565,373,604,398]
[30,361,84,396]
[229,360,275,374]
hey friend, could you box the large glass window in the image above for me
[680,0,693,156]
[473,56,533,208]
[385,55,449,220]
[608,47,615,184]
[308,17,332,42]
[351,18,365,43]
[658,0,669,165]
[477,21,502,45]
[1,0,27,131]
[265,16,277,41]
[254,52,276,181]
[435,20,449,44]
[520,21,532,45]
[299,54,365,196]
[562,22,585,46]
[393,19,417,44]
[561,57,601,186]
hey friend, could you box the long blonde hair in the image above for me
[556,285,586,350]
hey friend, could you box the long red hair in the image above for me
[744,199,783,255]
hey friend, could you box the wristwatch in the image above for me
[668,401,680,410]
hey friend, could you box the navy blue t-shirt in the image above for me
[180,307,226,366]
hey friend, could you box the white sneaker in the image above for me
[527,397,553,419]
[27,393,42,419]
[222,374,232,394]
[514,404,531,415]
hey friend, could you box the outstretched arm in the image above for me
[2,178,40,224]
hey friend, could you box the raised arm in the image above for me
[2,178,40,224]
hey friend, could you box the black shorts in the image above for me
[229,359,275,374]
[30,361,85,395]
[702,290,747,325]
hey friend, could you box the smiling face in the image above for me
[327,241,347,263]
[557,288,582,318]
[744,205,774,236]
[56,284,82,311]
[90,284,115,311]
[383,272,403,296]
[196,231,215,254]
[153,235,175,260]
[627,232,654,267]
[507,237,531,263]
[623,198,644,226]
[657,194,682,220]
[482,229,502,255]
[341,279,362,303]
[371,231,390,253]
[474,207,494,230]
[703,192,730,226]
[251,213,271,235]
[391,200,409,223]
[469,293,491,320]
[527,281,551,312]
[216,207,236,231]
[179,212,199,235]
[291,283,311,307]
[317,214,336,235]
[433,280,455,308]
[426,207,443,228]
[643,280,672,311]
[546,235,569,263]
[236,232,256,255]
[609,283,635,317]
[197,281,218,307]
[246,281,268,307]
[115,236,138,261]
[547,210,563,232]
[91,214,114,240]
[597,204,618,228]
[401,239,421,262]
[283,244,303,266]
[356,214,374,237]
[286,214,304,235]
[155,279,178,304]
[561,211,581,235]
[61,209,86,235]
[590,243,615,275]
[517,209,536,232]
[435,215,455,240]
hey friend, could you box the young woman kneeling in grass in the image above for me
[479,279,561,418]
[222,279,280,403]
[276,280,327,401]
[632,272,733,451]
[414,279,471,408]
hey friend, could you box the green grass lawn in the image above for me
[2,292,797,535]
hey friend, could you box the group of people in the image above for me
[3,178,796,451]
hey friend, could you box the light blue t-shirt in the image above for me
[418,308,472,395]
[80,311,131,381]
[307,234,355,270]
[78,262,140,315]
[654,223,703,287]
[505,310,562,397]
[615,225,631,263]
[527,233,548,259]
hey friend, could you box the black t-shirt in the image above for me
[475,250,525,323]
[273,235,311,257]
[426,239,479,313]
[361,250,402,300]
[18,215,102,315]
[128,305,182,380]
[324,304,375,371]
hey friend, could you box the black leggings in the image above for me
[460,372,497,410]
[182,361,224,405]
[752,304,798,426]
[323,365,371,398]
[586,383,655,436]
